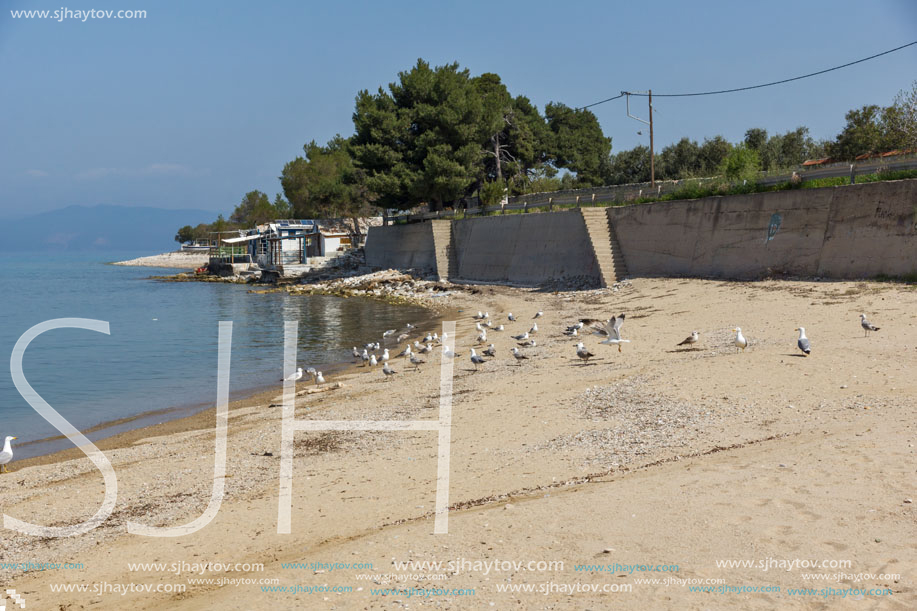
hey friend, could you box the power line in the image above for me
[579,40,917,108]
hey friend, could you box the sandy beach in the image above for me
[1,276,915,610]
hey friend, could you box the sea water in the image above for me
[0,252,434,459]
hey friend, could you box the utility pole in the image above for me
[649,90,654,187]
[624,90,656,187]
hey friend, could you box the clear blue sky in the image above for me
[1,0,915,216]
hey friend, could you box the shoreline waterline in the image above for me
[9,300,453,468]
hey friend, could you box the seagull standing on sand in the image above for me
[575,342,595,364]
[474,311,486,320]
[443,346,461,359]
[382,363,397,380]
[511,331,529,341]
[419,343,433,354]
[476,330,487,344]
[470,348,487,370]
[0,436,17,473]
[518,339,536,347]
[361,349,370,367]
[508,313,516,322]
[510,347,529,365]
[529,322,538,334]
[281,367,303,383]
[409,353,426,370]
[796,327,811,356]
[483,344,497,357]
[493,324,504,332]
[369,354,378,367]
[381,348,390,363]
[734,327,748,352]
[397,345,412,358]
[352,347,361,360]
[860,313,880,336]
[533,311,543,319]
[677,331,699,347]
[315,371,326,384]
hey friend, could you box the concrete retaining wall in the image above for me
[363,179,917,283]
[609,179,917,279]
[451,210,602,285]
[364,222,436,272]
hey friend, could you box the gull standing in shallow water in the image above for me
[734,327,748,352]
[281,367,303,383]
[860,313,880,336]
[796,327,811,356]
[0,436,17,473]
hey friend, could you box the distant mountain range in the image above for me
[0,204,215,252]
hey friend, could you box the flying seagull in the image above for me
[470,348,487,370]
[575,342,595,364]
[734,327,748,352]
[677,331,699,347]
[860,313,880,337]
[598,315,630,352]
[795,327,811,356]
[510,347,529,365]
[0,436,17,473]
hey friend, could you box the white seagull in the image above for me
[529,322,538,334]
[483,343,497,357]
[409,353,426,370]
[369,354,378,367]
[677,331,699,347]
[470,348,487,370]
[382,363,397,380]
[598,314,630,352]
[0,436,17,473]
[733,327,748,352]
[315,371,326,384]
[381,348,390,362]
[397,345,412,358]
[281,367,303,383]
[476,330,487,344]
[796,327,811,356]
[511,331,529,341]
[508,313,516,322]
[860,313,880,337]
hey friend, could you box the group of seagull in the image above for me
[279,307,884,386]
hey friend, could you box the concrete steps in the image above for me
[580,207,628,286]
[430,220,457,281]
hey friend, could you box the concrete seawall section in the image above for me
[451,210,601,285]
[364,221,436,272]
[364,179,917,285]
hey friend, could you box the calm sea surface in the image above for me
[0,252,435,459]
